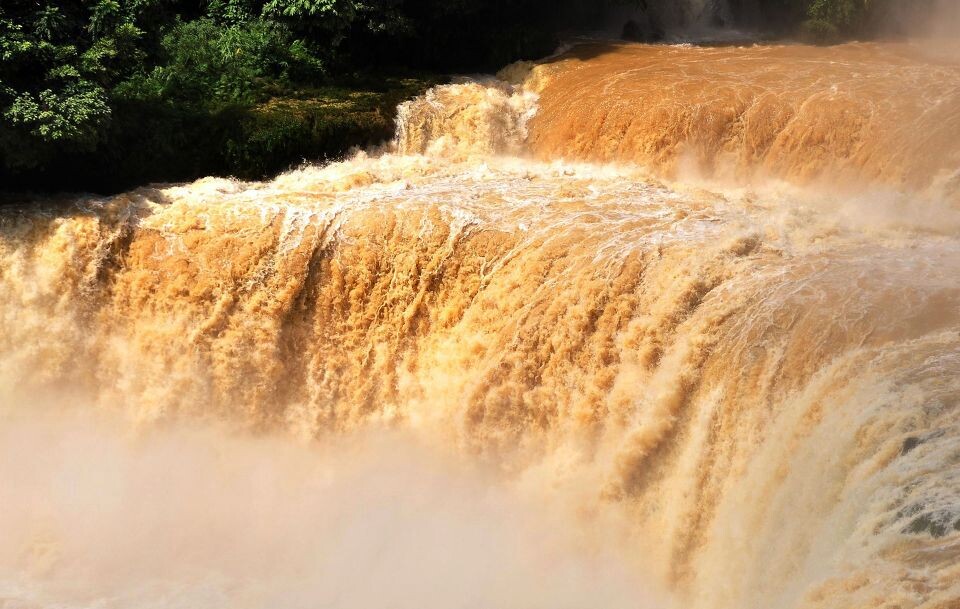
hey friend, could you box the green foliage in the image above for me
[0,0,578,183]
[262,0,360,36]
[0,1,167,170]
[806,0,868,30]
[5,82,109,144]
[208,0,259,25]
[799,17,841,42]
[1,4,107,169]
[2,75,438,192]
[0,0,335,175]
[125,17,315,105]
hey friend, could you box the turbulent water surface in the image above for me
[2,41,960,609]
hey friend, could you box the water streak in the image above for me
[2,41,959,609]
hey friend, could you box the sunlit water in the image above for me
[2,41,960,609]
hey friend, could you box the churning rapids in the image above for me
[2,40,960,609]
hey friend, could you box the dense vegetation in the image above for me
[0,0,925,192]
[0,0,455,191]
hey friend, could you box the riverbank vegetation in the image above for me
[0,0,938,193]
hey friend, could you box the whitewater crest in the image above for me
[394,69,540,158]
[2,42,960,609]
